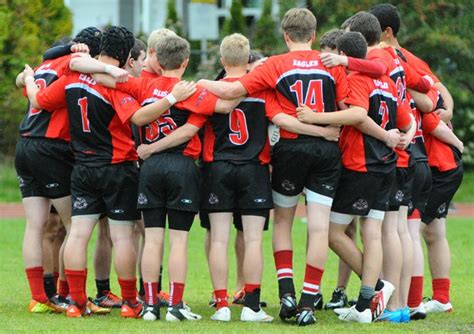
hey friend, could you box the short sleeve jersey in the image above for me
[342,72,410,173]
[19,55,72,141]
[203,78,281,164]
[37,72,140,166]
[116,76,217,160]
[398,47,440,83]
[239,50,349,139]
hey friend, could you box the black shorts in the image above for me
[422,164,464,224]
[71,162,140,221]
[15,137,74,199]
[408,161,432,216]
[201,161,273,212]
[142,207,195,231]
[199,209,270,231]
[388,165,416,211]
[138,153,200,212]
[271,137,340,198]
[331,167,395,216]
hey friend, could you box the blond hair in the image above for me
[155,35,190,70]
[147,28,177,55]
[220,33,250,67]
[281,8,317,43]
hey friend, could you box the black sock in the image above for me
[44,273,56,299]
[244,288,261,312]
[157,266,163,292]
[298,292,315,310]
[355,286,374,312]
[375,279,384,291]
[96,279,110,297]
[139,277,145,297]
[278,278,295,298]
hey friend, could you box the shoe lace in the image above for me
[104,291,121,301]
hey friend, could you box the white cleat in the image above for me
[409,302,427,320]
[334,307,351,316]
[372,280,395,320]
[424,299,453,313]
[165,301,202,322]
[211,307,231,322]
[240,307,273,322]
[338,305,372,323]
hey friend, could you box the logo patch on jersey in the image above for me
[322,184,334,191]
[352,198,368,211]
[254,198,266,203]
[111,209,124,214]
[120,96,134,106]
[181,199,193,204]
[395,190,404,203]
[45,183,59,189]
[137,193,148,205]
[17,176,25,187]
[437,203,447,215]
[195,89,208,107]
[73,197,88,210]
[281,180,295,192]
[209,193,219,205]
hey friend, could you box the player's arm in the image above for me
[137,123,201,160]
[16,72,26,88]
[22,65,42,108]
[214,96,245,114]
[296,104,366,126]
[22,65,66,110]
[271,113,340,141]
[320,53,386,78]
[407,88,434,113]
[43,43,90,61]
[432,120,463,153]
[355,116,402,148]
[69,57,129,82]
[197,79,247,99]
[434,82,454,121]
[397,113,416,150]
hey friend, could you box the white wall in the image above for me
[65,0,120,36]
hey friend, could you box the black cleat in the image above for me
[325,288,349,310]
[296,308,317,326]
[142,303,160,321]
[314,292,324,310]
[279,294,298,321]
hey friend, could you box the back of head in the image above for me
[340,15,354,30]
[348,11,381,46]
[74,27,102,57]
[336,31,367,59]
[52,36,73,48]
[220,33,250,67]
[281,8,317,43]
[100,26,135,68]
[155,35,190,70]
[370,3,400,37]
[319,29,343,50]
[148,28,177,54]
[130,38,147,60]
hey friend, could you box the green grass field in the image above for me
[0,217,472,333]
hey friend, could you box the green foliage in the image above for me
[165,0,183,36]
[252,0,279,56]
[0,0,72,158]
[222,0,246,37]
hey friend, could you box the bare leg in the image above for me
[42,212,60,274]
[141,228,165,283]
[50,196,72,282]
[94,217,112,280]
[408,218,424,277]
[109,223,136,280]
[329,222,363,277]
[168,229,190,284]
[306,202,330,269]
[64,216,97,270]
[423,218,450,279]
[272,205,296,252]
[241,216,265,285]
[208,212,232,290]
[22,197,50,268]
[382,211,402,310]
[398,206,413,307]
[235,230,245,292]
[359,217,383,288]
[336,220,356,288]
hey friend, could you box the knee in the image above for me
[328,228,343,248]
[422,225,444,244]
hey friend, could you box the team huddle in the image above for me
[15,3,464,326]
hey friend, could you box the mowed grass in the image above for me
[0,216,472,333]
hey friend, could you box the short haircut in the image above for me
[220,33,250,67]
[370,3,401,37]
[155,35,190,70]
[130,38,146,60]
[100,26,135,68]
[74,27,102,58]
[319,29,343,50]
[340,16,354,30]
[147,28,176,54]
[281,8,317,43]
[336,31,367,59]
[348,11,381,46]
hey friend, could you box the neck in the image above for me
[385,36,401,48]
[224,65,247,78]
[161,68,184,79]
[367,45,380,53]
[287,41,312,51]
[98,55,120,67]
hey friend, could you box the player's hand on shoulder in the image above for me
[106,65,129,82]
[137,144,152,160]
[22,64,35,80]
[323,125,341,142]
[296,103,315,123]
[320,53,345,68]
[248,57,267,72]
[70,43,90,54]
[385,128,401,148]
[172,81,197,102]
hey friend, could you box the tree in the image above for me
[252,0,279,55]
[0,0,72,158]
[222,0,246,37]
[165,0,183,36]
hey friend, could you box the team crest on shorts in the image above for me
[395,190,404,202]
[209,193,219,205]
[17,176,25,187]
[352,198,368,211]
[137,193,148,205]
[281,180,295,192]
[73,197,88,210]
[437,202,447,214]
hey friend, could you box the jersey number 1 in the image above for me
[77,97,91,132]
[289,79,324,112]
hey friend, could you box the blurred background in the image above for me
[0,0,472,191]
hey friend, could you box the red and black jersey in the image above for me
[397,47,440,83]
[422,108,460,172]
[239,50,349,139]
[37,72,140,166]
[342,72,411,172]
[116,76,216,160]
[203,79,281,164]
[407,95,428,162]
[19,55,72,141]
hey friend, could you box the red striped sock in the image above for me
[432,278,450,304]
[408,276,424,308]
[169,282,185,306]
[118,278,137,304]
[25,267,48,303]
[274,250,293,280]
[144,281,158,305]
[53,272,59,291]
[244,284,261,293]
[58,279,69,298]
[302,264,323,295]
[214,289,228,309]
[65,269,87,306]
